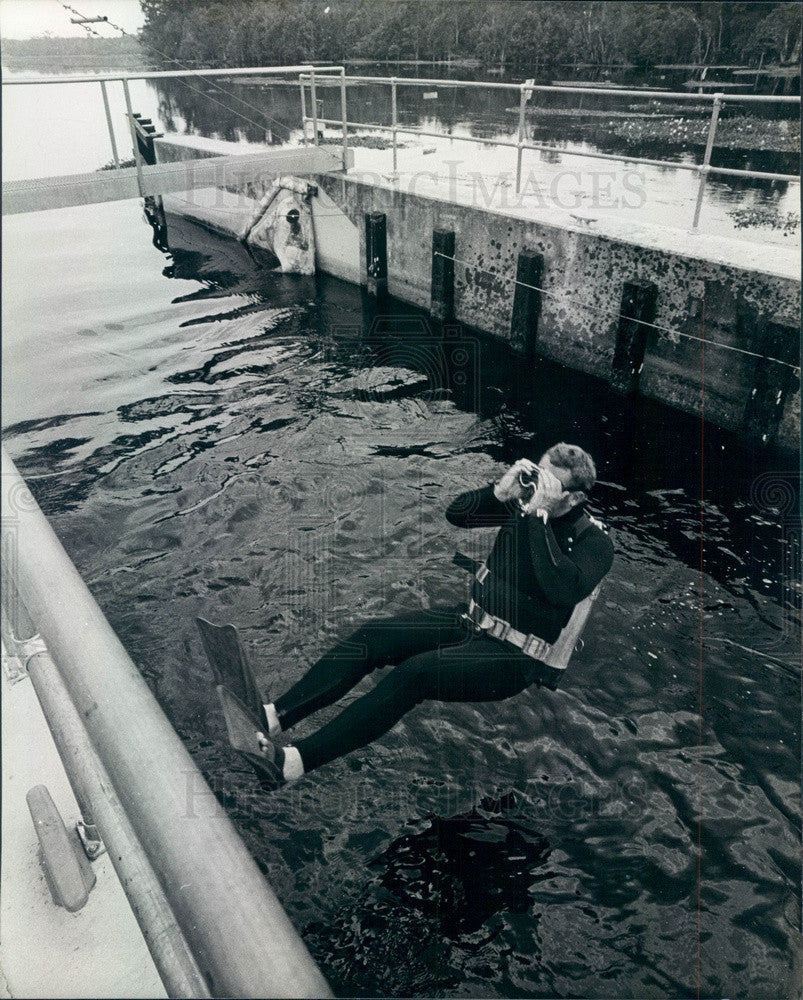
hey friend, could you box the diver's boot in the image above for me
[216,685,303,791]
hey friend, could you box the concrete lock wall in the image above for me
[149,136,798,449]
[314,174,800,451]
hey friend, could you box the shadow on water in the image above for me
[304,790,552,996]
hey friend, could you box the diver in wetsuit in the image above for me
[249,442,614,786]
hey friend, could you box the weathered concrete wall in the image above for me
[146,136,798,448]
[315,174,800,450]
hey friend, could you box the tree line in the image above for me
[139,1,801,72]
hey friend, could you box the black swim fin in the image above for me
[216,684,284,787]
[196,617,265,721]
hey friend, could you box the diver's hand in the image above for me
[494,458,539,503]
[523,466,566,518]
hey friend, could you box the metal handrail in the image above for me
[1,447,333,999]
[3,64,345,84]
[299,72,800,230]
[2,63,346,199]
[304,73,801,103]
[3,64,798,232]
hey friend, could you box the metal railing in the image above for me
[299,70,800,230]
[4,64,350,188]
[1,447,333,999]
[4,65,798,231]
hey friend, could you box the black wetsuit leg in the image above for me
[293,633,548,774]
[273,607,466,730]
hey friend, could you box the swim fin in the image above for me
[216,684,284,786]
[196,617,265,722]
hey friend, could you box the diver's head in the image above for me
[537,442,596,515]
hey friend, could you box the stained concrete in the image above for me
[315,173,800,449]
[148,135,799,449]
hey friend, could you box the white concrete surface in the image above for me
[1,644,166,1000]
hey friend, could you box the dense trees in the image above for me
[139,1,801,71]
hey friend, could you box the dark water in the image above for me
[3,199,800,998]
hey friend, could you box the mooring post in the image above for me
[431,228,455,322]
[610,280,659,394]
[365,212,388,298]
[339,68,349,172]
[510,250,544,356]
[515,83,528,194]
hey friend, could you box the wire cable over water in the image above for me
[433,250,800,373]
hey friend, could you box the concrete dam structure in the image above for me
[153,133,800,452]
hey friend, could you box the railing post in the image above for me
[99,80,120,170]
[391,77,398,176]
[692,93,723,230]
[340,68,348,171]
[515,83,528,194]
[310,67,319,146]
[122,77,144,196]
[299,75,307,145]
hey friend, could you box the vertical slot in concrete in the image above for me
[365,212,388,299]
[611,280,659,394]
[741,319,800,446]
[431,229,455,322]
[510,250,544,357]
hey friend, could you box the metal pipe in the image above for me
[340,68,349,171]
[99,80,120,170]
[299,76,307,145]
[0,447,333,1000]
[515,83,528,194]
[298,116,798,183]
[707,164,799,182]
[121,78,144,196]
[25,643,211,999]
[692,94,723,229]
[323,75,800,103]
[391,77,398,175]
[6,68,797,104]
[310,67,319,147]
[3,65,338,85]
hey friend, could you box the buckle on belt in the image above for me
[475,563,489,584]
[492,619,510,642]
[459,611,484,635]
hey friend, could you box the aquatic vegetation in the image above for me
[728,205,801,235]
[612,113,800,153]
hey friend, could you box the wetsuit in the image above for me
[274,484,614,773]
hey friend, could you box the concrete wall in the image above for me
[315,174,800,450]
[147,136,798,449]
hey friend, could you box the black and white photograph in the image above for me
[1,1,800,997]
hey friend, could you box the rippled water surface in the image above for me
[3,200,800,998]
